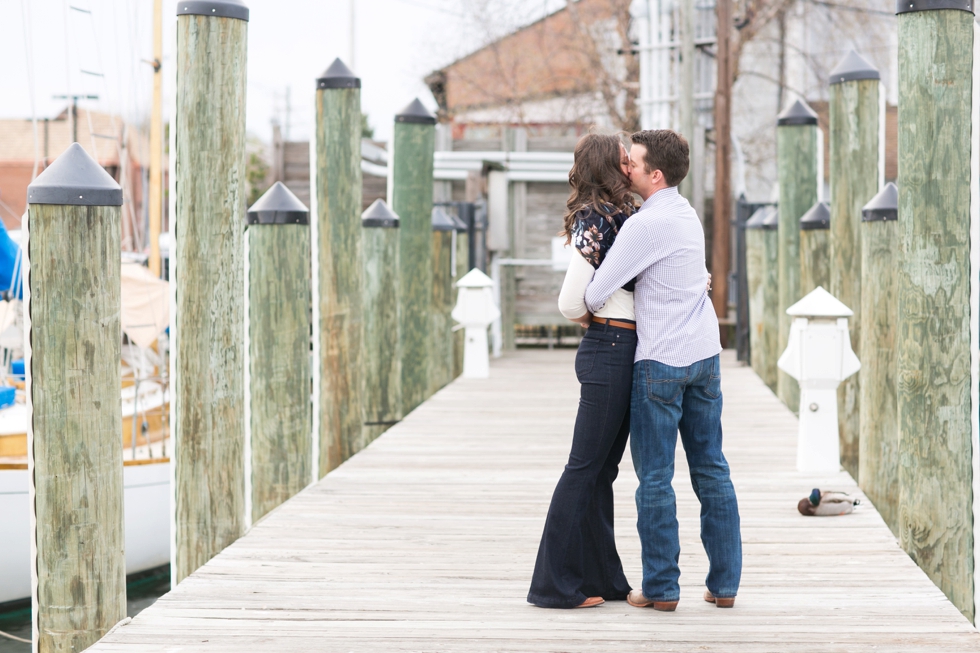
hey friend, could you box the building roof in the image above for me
[426,0,623,118]
[0,108,146,168]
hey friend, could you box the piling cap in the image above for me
[745,206,771,230]
[177,0,249,20]
[317,58,360,90]
[800,201,830,230]
[763,208,779,230]
[362,198,399,228]
[246,182,309,225]
[786,286,854,318]
[862,182,898,222]
[456,268,494,289]
[777,99,818,127]
[28,143,123,206]
[432,207,458,231]
[396,98,437,125]
[896,0,974,15]
[829,50,880,85]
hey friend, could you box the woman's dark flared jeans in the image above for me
[528,321,636,608]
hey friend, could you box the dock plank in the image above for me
[90,350,979,652]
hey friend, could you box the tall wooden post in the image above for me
[746,208,779,393]
[244,182,311,525]
[392,99,436,415]
[314,58,364,472]
[362,199,402,444]
[453,217,470,378]
[173,0,249,584]
[829,49,882,481]
[776,99,819,412]
[799,201,830,295]
[711,0,732,333]
[897,0,975,620]
[27,143,125,651]
[430,208,457,395]
[859,182,898,536]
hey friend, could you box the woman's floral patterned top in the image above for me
[571,204,636,291]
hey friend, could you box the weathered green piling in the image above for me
[430,208,457,395]
[314,58,365,472]
[799,201,830,295]
[173,0,249,584]
[829,50,882,481]
[897,1,975,620]
[453,215,470,378]
[362,199,402,444]
[245,182,311,525]
[392,99,436,415]
[760,210,780,393]
[859,182,898,536]
[26,143,125,652]
[745,207,770,388]
[776,99,820,412]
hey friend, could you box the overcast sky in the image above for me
[0,0,565,145]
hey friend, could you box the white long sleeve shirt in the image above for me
[558,249,634,321]
[584,186,720,366]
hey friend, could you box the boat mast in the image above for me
[149,0,163,277]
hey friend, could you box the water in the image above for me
[0,565,171,652]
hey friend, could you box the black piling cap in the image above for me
[762,209,779,230]
[862,182,898,222]
[28,143,123,206]
[362,199,399,228]
[432,207,457,232]
[896,0,974,15]
[317,58,360,90]
[396,98,437,125]
[777,99,818,127]
[745,206,771,230]
[829,50,880,85]
[800,201,830,230]
[246,182,309,225]
[177,0,249,21]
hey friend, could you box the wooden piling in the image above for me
[314,58,365,472]
[859,182,899,536]
[776,99,820,412]
[362,199,402,444]
[392,99,436,415]
[745,207,778,392]
[26,143,125,651]
[245,182,311,525]
[453,222,470,378]
[430,208,457,395]
[173,0,249,584]
[896,2,975,619]
[799,201,830,295]
[829,50,882,481]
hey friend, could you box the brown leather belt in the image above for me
[591,316,636,331]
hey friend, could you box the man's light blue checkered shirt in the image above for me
[585,186,721,367]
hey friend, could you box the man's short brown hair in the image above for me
[630,129,689,187]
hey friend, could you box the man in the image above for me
[584,129,742,611]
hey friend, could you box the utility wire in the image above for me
[806,0,894,16]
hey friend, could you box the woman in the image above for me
[527,133,638,609]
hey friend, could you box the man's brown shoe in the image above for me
[627,589,678,611]
[575,596,604,608]
[704,590,735,608]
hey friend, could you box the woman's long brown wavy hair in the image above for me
[561,133,636,244]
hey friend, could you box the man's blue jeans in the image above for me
[630,354,741,601]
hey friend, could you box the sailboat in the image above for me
[0,0,171,608]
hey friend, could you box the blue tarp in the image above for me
[0,220,23,300]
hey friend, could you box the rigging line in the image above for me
[63,0,73,141]
[804,0,893,16]
[21,0,40,181]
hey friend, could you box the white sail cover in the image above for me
[121,262,169,348]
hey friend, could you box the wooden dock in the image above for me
[90,350,979,652]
